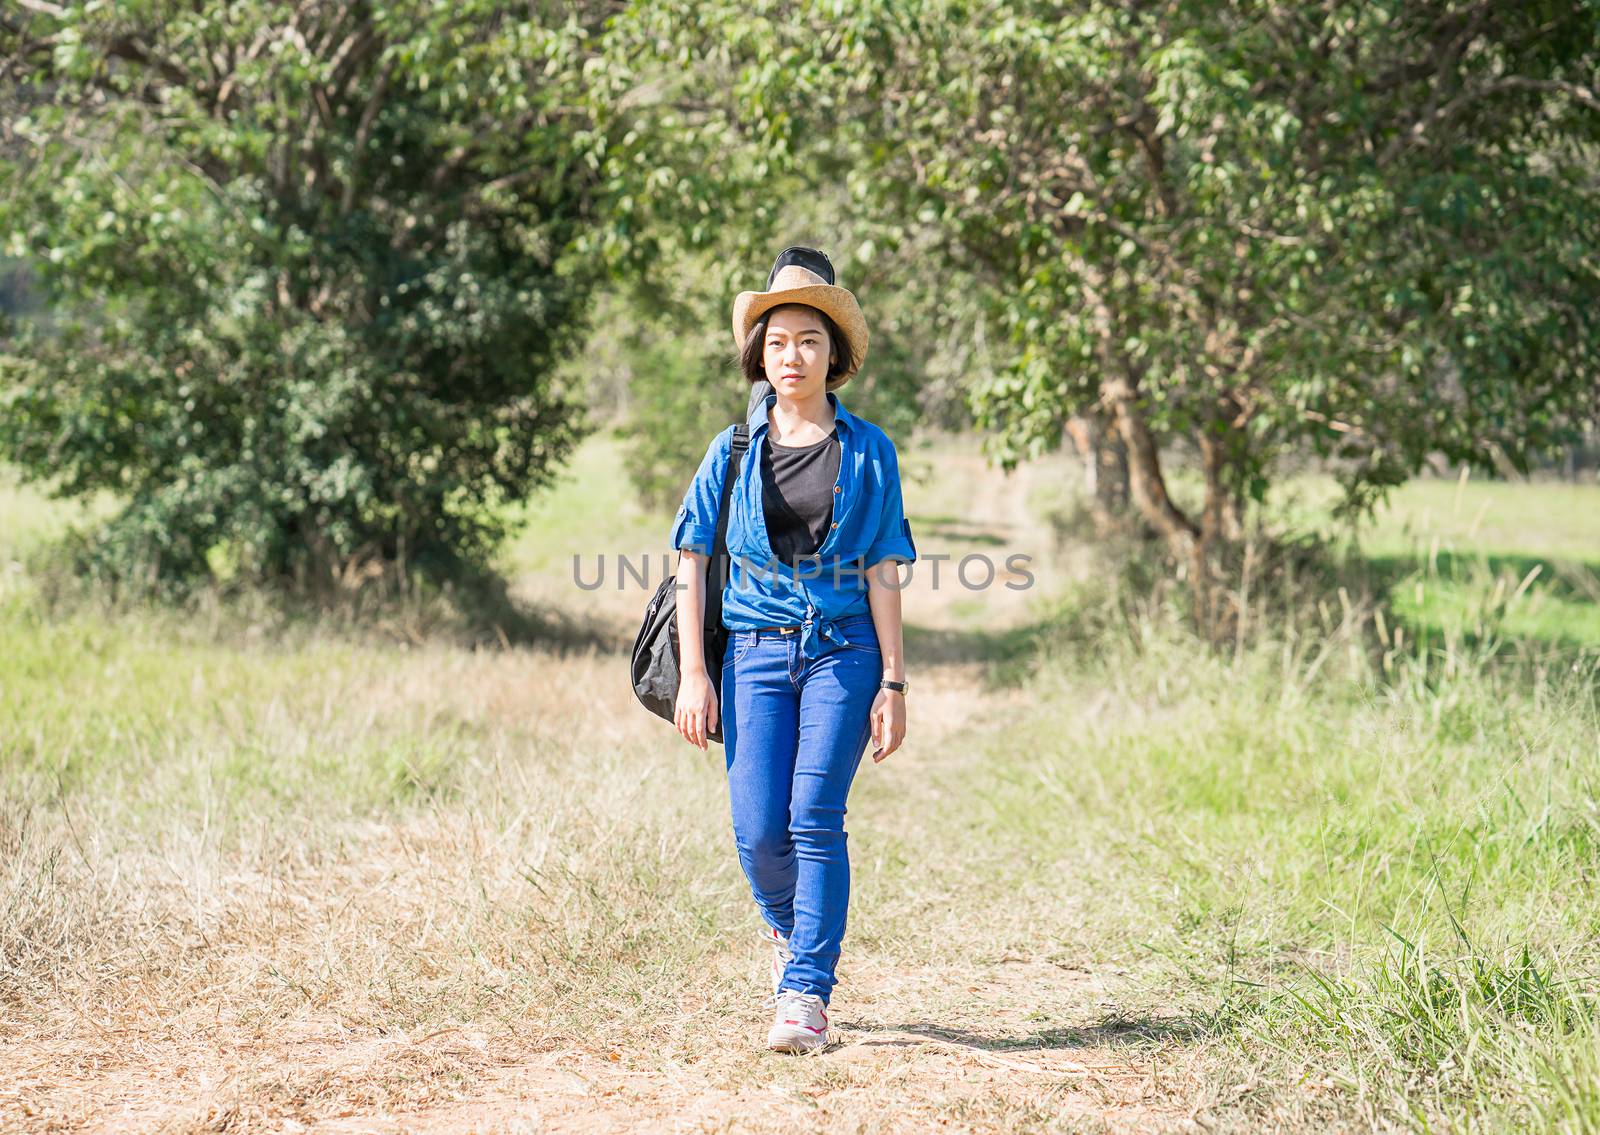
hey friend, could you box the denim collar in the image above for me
[747,389,858,439]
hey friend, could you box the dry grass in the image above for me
[1,622,1198,1133]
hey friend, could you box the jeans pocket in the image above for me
[730,631,756,663]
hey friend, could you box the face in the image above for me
[762,305,836,397]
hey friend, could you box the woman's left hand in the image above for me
[869,689,906,763]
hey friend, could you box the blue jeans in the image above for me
[720,612,881,1004]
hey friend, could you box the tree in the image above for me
[0,1,732,595]
[673,1,1600,597]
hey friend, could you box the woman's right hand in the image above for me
[674,667,719,750]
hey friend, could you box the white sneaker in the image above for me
[761,925,793,998]
[765,988,829,1053]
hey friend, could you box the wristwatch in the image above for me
[880,678,909,695]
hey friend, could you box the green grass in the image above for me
[0,467,120,565]
[1358,477,1600,565]
[495,429,670,577]
[1256,473,1600,655]
[1038,601,1600,1130]
[1257,472,1600,564]
[1361,478,1600,656]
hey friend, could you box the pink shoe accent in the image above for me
[781,1009,827,1033]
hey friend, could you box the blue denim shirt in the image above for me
[670,390,917,658]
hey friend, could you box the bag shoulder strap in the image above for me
[704,423,749,632]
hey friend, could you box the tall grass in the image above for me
[970,524,1600,1130]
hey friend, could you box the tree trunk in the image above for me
[1196,404,1257,639]
[1101,375,1198,564]
[1221,493,1245,542]
[1196,427,1230,631]
[1063,415,1098,498]
[1198,428,1226,553]
[1063,412,1129,533]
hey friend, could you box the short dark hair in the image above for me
[737,304,853,392]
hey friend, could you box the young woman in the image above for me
[670,246,917,1054]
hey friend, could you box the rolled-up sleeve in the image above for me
[670,427,734,555]
[864,439,917,568]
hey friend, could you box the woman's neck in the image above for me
[768,390,836,446]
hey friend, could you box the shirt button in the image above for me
[831,522,838,529]
[833,486,841,493]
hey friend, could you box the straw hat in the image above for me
[731,247,870,385]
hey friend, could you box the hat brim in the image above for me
[732,283,869,381]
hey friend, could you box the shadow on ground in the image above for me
[1358,550,1600,659]
[914,513,1012,547]
[446,568,625,653]
[1364,550,1600,602]
[848,1013,1207,1053]
[903,618,1068,687]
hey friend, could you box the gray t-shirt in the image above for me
[761,426,840,565]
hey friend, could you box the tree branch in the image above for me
[341,53,393,216]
